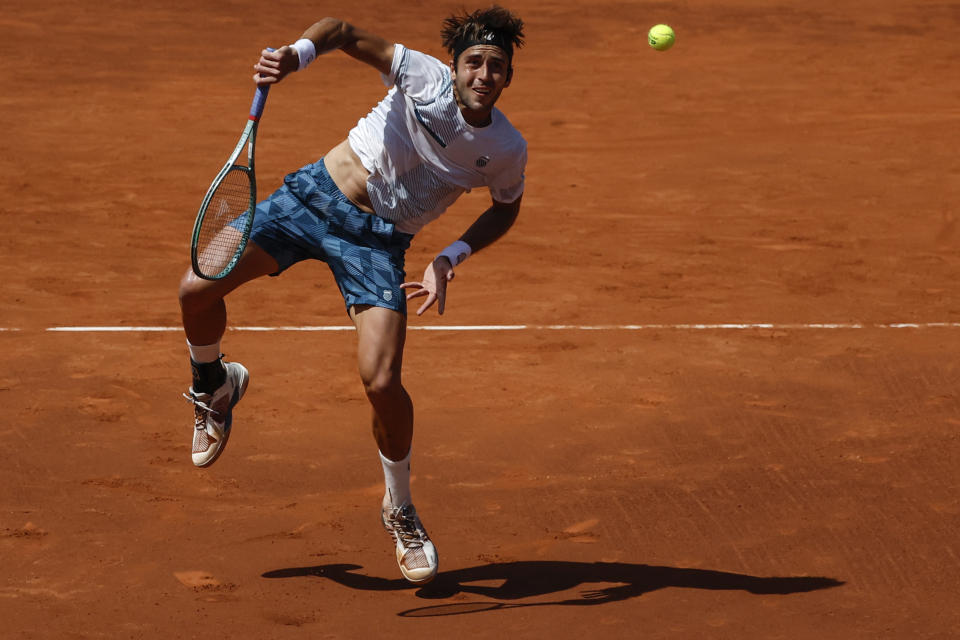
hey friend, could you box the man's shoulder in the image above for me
[391,44,450,99]
[397,45,448,75]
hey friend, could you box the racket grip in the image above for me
[250,47,275,120]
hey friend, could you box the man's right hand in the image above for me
[253,47,298,86]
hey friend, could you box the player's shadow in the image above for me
[262,561,843,617]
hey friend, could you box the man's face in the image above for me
[451,45,512,121]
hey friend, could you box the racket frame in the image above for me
[191,81,271,280]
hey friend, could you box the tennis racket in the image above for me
[191,55,273,280]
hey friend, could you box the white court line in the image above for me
[45,326,181,332]
[38,323,960,332]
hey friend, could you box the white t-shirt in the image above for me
[347,44,526,235]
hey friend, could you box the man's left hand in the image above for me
[401,258,455,316]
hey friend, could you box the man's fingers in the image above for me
[401,282,425,301]
[416,293,437,316]
[436,279,447,315]
[405,289,428,301]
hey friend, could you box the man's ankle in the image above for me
[191,358,226,394]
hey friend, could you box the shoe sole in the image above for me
[194,365,249,469]
[398,559,438,585]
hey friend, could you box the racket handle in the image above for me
[250,47,275,120]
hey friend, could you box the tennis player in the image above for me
[178,7,526,585]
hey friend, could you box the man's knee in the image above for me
[354,307,407,401]
[179,269,216,312]
[360,365,402,401]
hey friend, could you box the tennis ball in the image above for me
[648,24,675,51]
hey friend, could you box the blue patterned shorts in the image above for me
[248,159,414,313]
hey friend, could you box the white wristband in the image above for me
[437,240,472,267]
[289,38,317,71]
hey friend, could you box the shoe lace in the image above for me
[390,507,425,549]
[183,392,221,428]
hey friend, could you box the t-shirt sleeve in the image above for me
[489,142,526,204]
[381,44,450,102]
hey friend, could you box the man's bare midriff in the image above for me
[324,138,375,213]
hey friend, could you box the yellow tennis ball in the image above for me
[648,24,675,51]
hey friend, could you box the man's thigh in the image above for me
[350,305,407,380]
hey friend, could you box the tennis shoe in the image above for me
[183,361,249,468]
[382,501,438,584]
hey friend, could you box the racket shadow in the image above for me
[262,561,843,617]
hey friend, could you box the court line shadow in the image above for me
[262,561,843,617]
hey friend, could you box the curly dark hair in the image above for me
[440,6,525,62]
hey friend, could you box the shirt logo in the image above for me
[476,155,490,168]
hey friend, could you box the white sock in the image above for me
[187,339,221,364]
[379,449,412,508]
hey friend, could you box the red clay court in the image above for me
[2,0,959,637]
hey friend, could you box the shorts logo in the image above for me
[476,155,490,168]
[383,289,393,302]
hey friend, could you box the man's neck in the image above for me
[453,86,493,127]
[462,108,493,127]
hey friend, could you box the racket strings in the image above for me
[196,168,254,277]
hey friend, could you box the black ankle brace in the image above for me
[191,358,226,393]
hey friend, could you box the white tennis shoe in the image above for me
[183,361,249,468]
[382,501,439,584]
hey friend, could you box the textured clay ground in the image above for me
[2,0,959,638]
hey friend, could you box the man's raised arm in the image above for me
[254,18,395,85]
